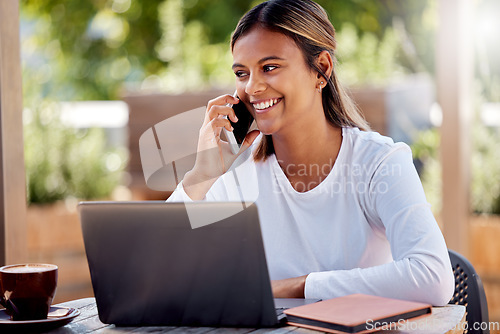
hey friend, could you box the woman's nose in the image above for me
[245,73,267,96]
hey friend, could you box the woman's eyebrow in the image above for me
[258,56,285,63]
[232,56,286,70]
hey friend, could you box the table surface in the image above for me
[43,297,465,334]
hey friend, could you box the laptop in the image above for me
[79,201,318,327]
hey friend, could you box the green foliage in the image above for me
[24,100,127,204]
[476,0,500,102]
[471,125,500,214]
[21,0,165,100]
[153,0,235,92]
[412,125,500,215]
[20,0,437,101]
[411,128,442,215]
[336,23,407,86]
[321,0,436,79]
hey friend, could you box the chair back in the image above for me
[449,249,490,334]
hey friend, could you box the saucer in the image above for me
[0,306,80,332]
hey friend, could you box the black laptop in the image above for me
[79,201,317,327]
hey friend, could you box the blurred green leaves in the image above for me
[336,23,406,86]
[20,0,438,101]
[21,0,164,100]
[411,128,442,215]
[24,100,127,204]
[19,0,499,100]
[412,125,500,215]
[471,124,500,214]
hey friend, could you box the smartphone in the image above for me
[223,91,255,154]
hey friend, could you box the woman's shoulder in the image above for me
[341,127,411,164]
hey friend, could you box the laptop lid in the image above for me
[78,201,279,327]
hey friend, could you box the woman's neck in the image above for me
[272,121,342,192]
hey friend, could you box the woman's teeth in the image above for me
[254,98,280,110]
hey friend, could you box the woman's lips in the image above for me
[252,98,282,114]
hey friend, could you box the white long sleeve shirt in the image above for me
[167,127,454,306]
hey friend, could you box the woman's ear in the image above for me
[316,50,333,80]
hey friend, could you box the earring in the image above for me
[317,81,324,93]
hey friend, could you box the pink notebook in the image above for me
[284,293,432,333]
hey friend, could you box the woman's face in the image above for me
[232,27,323,136]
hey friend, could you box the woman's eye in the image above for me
[234,71,248,78]
[263,65,277,72]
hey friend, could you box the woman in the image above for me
[167,0,454,306]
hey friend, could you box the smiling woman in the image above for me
[167,0,454,307]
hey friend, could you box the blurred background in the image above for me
[19,0,499,321]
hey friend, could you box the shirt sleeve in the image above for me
[166,178,231,202]
[166,181,195,202]
[305,144,455,306]
[166,148,257,203]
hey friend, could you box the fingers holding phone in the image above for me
[206,95,239,124]
[223,91,257,155]
[201,91,257,158]
[202,96,238,139]
[183,93,259,200]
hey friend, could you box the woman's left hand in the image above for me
[271,275,308,298]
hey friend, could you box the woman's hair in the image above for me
[230,0,370,161]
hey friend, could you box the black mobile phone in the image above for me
[230,98,254,145]
[223,92,255,154]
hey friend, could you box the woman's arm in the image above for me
[272,275,308,298]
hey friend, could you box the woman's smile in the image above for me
[251,97,282,114]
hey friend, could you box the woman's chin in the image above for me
[255,121,278,136]
[256,127,276,136]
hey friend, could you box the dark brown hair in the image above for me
[231,0,370,161]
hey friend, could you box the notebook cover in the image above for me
[285,322,390,334]
[283,293,432,333]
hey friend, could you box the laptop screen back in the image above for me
[79,201,278,327]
